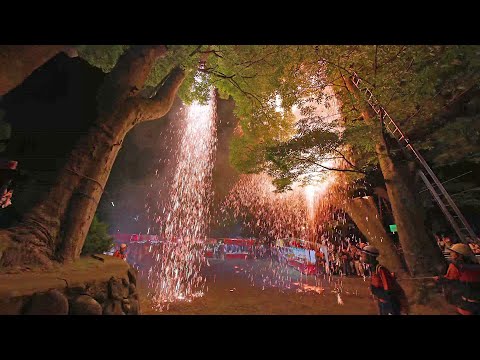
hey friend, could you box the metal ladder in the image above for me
[350,72,478,245]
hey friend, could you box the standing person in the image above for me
[315,249,324,275]
[113,243,128,261]
[353,248,364,277]
[341,249,349,276]
[360,245,408,315]
[434,243,480,315]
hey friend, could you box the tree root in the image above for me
[0,229,55,270]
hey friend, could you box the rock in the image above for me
[93,292,107,304]
[68,285,87,297]
[122,300,131,314]
[85,281,108,303]
[127,267,137,286]
[70,295,102,315]
[109,277,128,300]
[103,300,125,315]
[122,278,129,287]
[127,299,140,315]
[0,297,26,315]
[23,289,69,315]
[128,283,136,295]
[121,298,130,313]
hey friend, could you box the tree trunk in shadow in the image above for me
[0,45,68,95]
[0,46,186,269]
[344,75,445,276]
[342,196,406,276]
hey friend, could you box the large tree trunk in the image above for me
[0,46,186,268]
[345,75,445,276]
[342,196,406,275]
[0,45,68,95]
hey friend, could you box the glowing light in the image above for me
[275,94,284,114]
[147,88,217,309]
[337,293,344,305]
[222,173,314,240]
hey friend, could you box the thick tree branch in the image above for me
[343,74,379,128]
[126,66,186,123]
[97,45,168,113]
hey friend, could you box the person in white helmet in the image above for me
[434,243,480,315]
[113,243,128,261]
[360,245,408,315]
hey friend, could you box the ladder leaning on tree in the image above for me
[350,72,478,246]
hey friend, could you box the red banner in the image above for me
[225,253,249,260]
[287,259,316,275]
[223,238,256,246]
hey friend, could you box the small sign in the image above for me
[389,224,397,233]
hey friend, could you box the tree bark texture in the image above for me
[342,196,406,275]
[0,46,186,268]
[344,75,445,276]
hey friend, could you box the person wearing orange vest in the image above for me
[434,243,480,315]
[113,243,127,261]
[360,245,408,315]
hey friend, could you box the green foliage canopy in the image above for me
[75,45,480,192]
[81,215,113,255]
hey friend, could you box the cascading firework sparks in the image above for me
[221,85,343,242]
[148,88,217,309]
[218,85,346,291]
[222,173,312,240]
[221,170,337,242]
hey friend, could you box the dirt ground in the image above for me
[138,258,456,315]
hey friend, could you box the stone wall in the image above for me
[0,255,141,315]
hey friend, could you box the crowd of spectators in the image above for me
[313,237,372,277]
[435,233,480,255]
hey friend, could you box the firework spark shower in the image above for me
[223,173,311,240]
[221,86,342,242]
[147,88,218,309]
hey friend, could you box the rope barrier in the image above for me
[65,167,104,192]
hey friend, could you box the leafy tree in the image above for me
[215,45,480,275]
[223,45,480,177]
[81,215,113,255]
[264,123,367,192]
[2,44,479,273]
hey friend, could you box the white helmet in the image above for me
[362,245,380,257]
